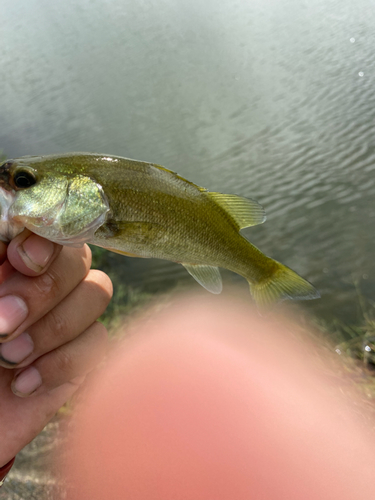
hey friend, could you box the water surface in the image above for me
[1,0,374,322]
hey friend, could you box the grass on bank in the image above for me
[91,246,375,402]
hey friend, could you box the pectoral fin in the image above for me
[182,263,222,294]
[207,192,266,229]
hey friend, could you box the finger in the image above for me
[0,375,87,466]
[0,245,92,342]
[7,229,63,276]
[11,321,108,397]
[0,270,113,368]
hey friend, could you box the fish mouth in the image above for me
[0,186,16,220]
[0,185,23,242]
[0,161,14,191]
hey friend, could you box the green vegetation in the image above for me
[310,284,375,402]
[328,285,375,369]
[92,248,375,380]
[90,245,155,332]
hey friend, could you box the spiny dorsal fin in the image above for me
[182,263,223,294]
[207,192,266,229]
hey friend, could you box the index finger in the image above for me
[7,230,63,277]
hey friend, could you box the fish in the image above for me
[0,153,319,306]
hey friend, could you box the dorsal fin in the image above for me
[207,192,266,229]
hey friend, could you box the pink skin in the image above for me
[64,297,375,500]
[0,229,112,466]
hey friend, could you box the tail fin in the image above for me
[249,261,320,307]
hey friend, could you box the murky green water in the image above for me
[1,0,374,322]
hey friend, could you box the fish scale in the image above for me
[0,153,319,306]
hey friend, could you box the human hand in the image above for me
[0,230,112,467]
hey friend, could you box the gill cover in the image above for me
[9,175,110,246]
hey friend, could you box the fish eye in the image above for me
[13,169,37,189]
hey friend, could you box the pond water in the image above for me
[1,0,374,323]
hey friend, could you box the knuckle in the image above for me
[96,270,114,302]
[85,270,113,308]
[83,243,92,263]
[53,347,75,376]
[31,267,61,298]
[72,244,92,272]
[43,307,71,342]
[61,245,92,277]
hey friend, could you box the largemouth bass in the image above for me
[0,153,319,306]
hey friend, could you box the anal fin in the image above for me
[182,263,223,294]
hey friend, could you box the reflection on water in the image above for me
[0,0,374,322]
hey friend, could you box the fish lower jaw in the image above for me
[0,211,25,243]
[0,220,25,242]
[0,187,25,242]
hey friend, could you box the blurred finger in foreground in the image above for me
[63,296,375,500]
